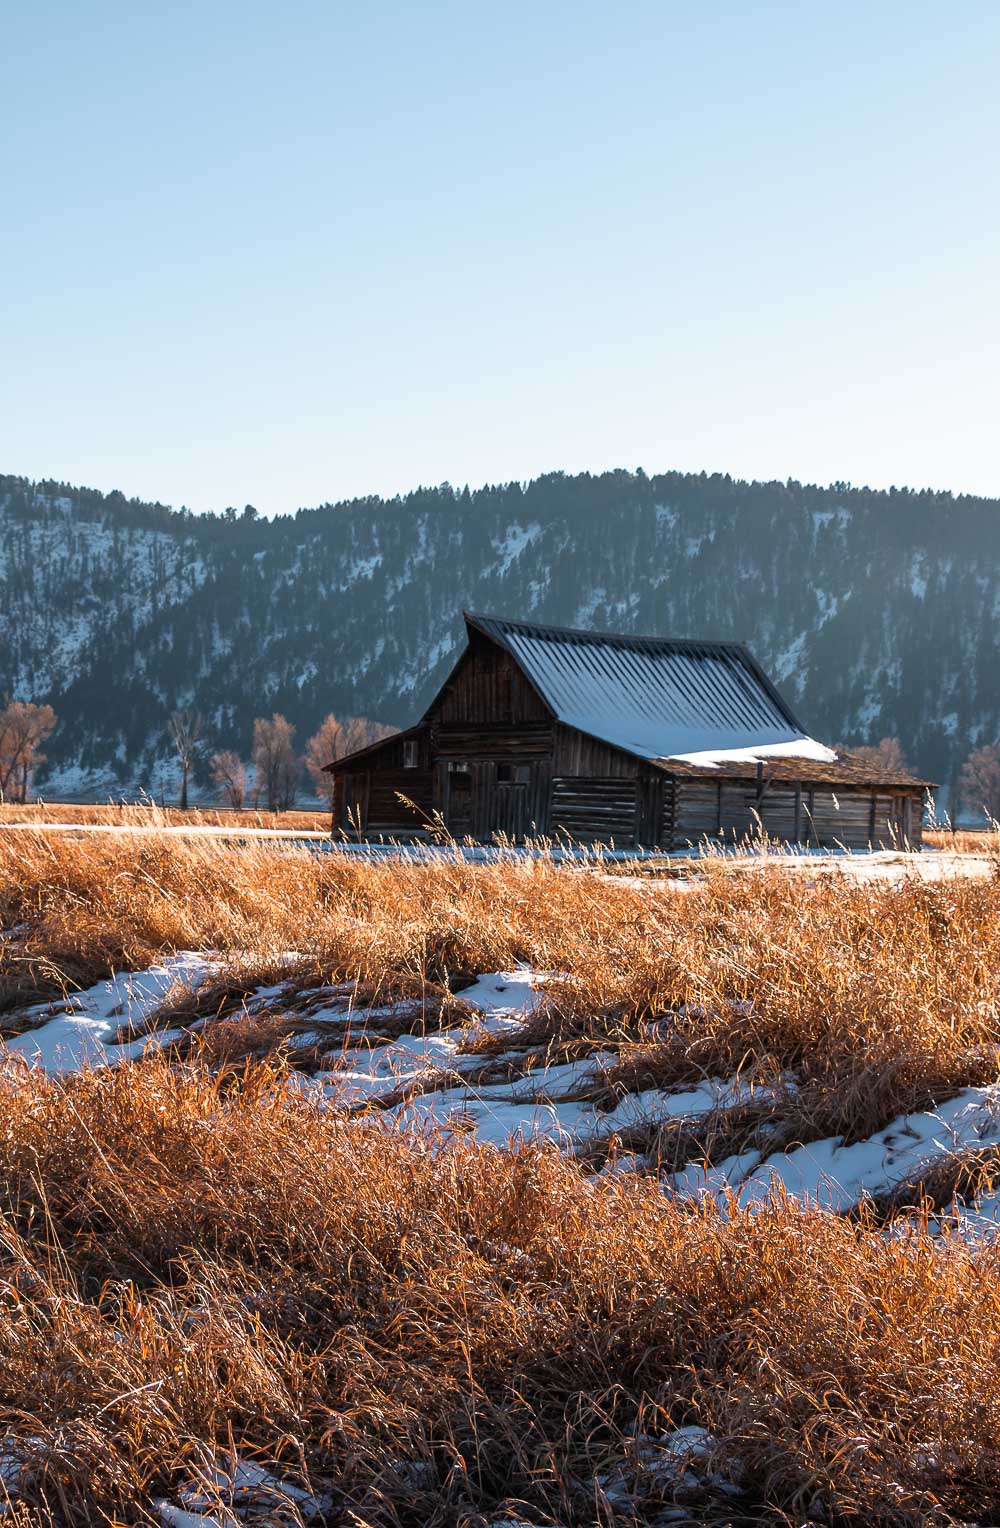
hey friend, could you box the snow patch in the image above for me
[158,1456,329,1526]
[3,955,209,1075]
[673,1086,1000,1213]
[667,736,838,769]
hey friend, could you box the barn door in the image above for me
[490,763,532,841]
[889,794,913,846]
[443,761,474,840]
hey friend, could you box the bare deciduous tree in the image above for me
[346,716,396,755]
[959,744,1000,825]
[252,714,299,812]
[305,714,397,805]
[849,737,909,773]
[304,715,343,807]
[210,749,246,809]
[168,709,203,811]
[0,701,57,803]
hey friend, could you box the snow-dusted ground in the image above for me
[1,954,207,1074]
[2,947,999,1520]
[156,1457,330,1527]
[4,956,1000,1242]
[673,1084,1000,1221]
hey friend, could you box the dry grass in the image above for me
[925,825,999,855]
[0,800,328,831]
[0,832,650,1014]
[3,833,1000,1148]
[0,1058,993,1524]
[1,834,1000,1519]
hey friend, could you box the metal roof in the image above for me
[463,612,834,769]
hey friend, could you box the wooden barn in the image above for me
[325,612,931,850]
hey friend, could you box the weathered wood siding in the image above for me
[670,781,720,845]
[419,634,556,840]
[431,723,554,758]
[553,724,641,777]
[436,758,552,841]
[337,731,433,836]
[671,780,925,851]
[434,633,551,725]
[549,777,639,843]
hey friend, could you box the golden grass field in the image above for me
[0,799,331,831]
[0,828,999,1523]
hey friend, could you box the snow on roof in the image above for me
[669,736,839,770]
[465,613,834,769]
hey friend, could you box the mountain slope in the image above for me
[1,470,996,801]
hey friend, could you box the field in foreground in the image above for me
[0,832,999,1524]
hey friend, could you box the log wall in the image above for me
[549,777,639,843]
[671,780,925,851]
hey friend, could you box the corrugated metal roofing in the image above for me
[463,612,831,768]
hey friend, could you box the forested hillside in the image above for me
[1,470,996,801]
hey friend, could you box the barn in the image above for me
[324,612,931,850]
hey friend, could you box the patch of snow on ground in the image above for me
[673,1085,1000,1214]
[457,970,551,1031]
[3,954,209,1075]
[7,950,1000,1241]
[299,970,768,1151]
[0,1435,45,1515]
[597,1425,724,1514]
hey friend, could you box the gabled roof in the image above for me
[324,613,933,788]
[462,611,840,771]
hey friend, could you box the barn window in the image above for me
[403,739,419,769]
[448,761,470,775]
[497,764,530,784]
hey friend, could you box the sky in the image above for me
[2,1,998,515]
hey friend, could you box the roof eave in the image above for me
[656,756,936,788]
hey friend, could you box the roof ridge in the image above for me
[463,610,750,653]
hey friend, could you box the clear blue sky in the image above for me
[2,1,997,515]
